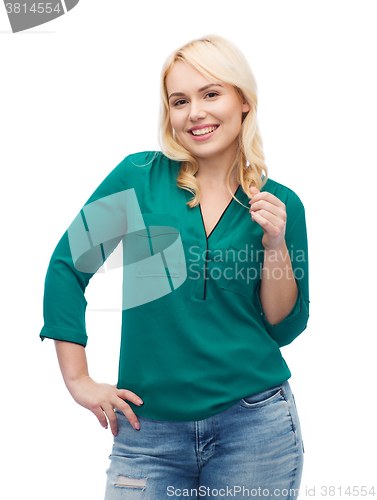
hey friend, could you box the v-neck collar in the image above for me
[199,184,241,240]
[187,184,247,247]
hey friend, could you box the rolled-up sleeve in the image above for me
[254,202,310,347]
[40,232,92,346]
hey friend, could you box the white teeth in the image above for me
[191,126,218,136]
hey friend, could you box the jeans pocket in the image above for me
[280,384,305,451]
[291,391,305,453]
[240,384,284,408]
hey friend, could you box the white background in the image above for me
[1,1,376,498]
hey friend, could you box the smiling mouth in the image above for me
[189,125,219,136]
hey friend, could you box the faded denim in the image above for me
[104,379,304,499]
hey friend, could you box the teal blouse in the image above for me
[40,150,310,422]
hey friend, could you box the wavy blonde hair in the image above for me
[158,34,268,209]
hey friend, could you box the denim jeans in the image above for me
[103,380,304,499]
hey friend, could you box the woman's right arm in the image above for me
[54,340,143,434]
[40,154,146,434]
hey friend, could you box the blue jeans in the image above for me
[103,380,304,499]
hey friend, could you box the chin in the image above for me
[182,140,219,154]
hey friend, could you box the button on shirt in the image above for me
[40,151,310,422]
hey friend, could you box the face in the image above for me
[166,60,250,165]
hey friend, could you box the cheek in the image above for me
[170,112,184,132]
[219,103,242,128]
[226,111,243,132]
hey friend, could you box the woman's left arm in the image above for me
[249,186,296,325]
[249,186,310,346]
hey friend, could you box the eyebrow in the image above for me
[168,83,223,101]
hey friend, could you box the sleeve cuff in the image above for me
[254,279,309,347]
[39,326,88,347]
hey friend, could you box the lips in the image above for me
[187,124,220,134]
[188,125,220,142]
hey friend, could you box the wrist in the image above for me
[65,374,92,393]
[263,240,288,258]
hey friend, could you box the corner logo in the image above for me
[4,0,79,33]
[67,189,187,311]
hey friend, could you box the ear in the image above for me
[242,101,251,113]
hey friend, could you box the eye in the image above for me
[173,99,187,107]
[205,92,219,99]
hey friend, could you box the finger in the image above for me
[115,401,141,431]
[102,402,118,436]
[249,199,286,219]
[250,209,285,236]
[116,388,144,406]
[90,404,109,430]
[249,191,285,209]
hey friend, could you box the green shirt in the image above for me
[40,150,310,422]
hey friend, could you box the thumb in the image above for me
[115,387,129,399]
[113,384,125,396]
[249,185,260,198]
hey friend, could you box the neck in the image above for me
[194,148,239,190]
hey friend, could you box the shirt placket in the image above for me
[193,205,208,301]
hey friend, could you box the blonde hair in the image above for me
[158,34,268,209]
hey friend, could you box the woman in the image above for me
[40,34,309,499]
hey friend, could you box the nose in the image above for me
[189,99,207,122]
